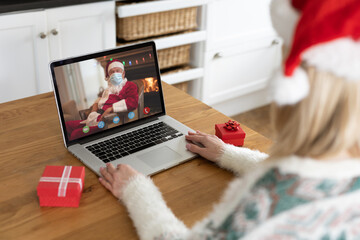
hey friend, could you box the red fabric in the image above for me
[101,81,139,113]
[291,0,308,11]
[37,166,85,207]
[285,0,360,76]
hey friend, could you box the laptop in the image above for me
[50,41,197,176]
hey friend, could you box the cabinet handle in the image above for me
[272,39,280,45]
[51,29,59,36]
[213,52,223,59]
[39,32,47,39]
[213,39,282,59]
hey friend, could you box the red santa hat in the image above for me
[270,0,360,105]
[105,59,124,77]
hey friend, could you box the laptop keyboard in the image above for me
[85,122,183,163]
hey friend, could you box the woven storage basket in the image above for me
[173,82,189,93]
[117,7,198,41]
[162,65,191,93]
[158,44,191,69]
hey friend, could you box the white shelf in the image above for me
[115,0,208,99]
[117,0,211,18]
[117,31,206,50]
[161,67,204,85]
[154,31,206,50]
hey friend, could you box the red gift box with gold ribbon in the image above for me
[215,120,246,146]
[37,166,85,207]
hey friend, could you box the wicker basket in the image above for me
[173,82,189,93]
[158,45,191,69]
[162,65,191,93]
[117,7,198,41]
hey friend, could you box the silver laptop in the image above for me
[50,41,196,176]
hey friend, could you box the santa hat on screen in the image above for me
[105,59,124,77]
[270,0,360,105]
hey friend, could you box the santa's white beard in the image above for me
[107,77,128,94]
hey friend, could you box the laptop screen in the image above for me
[51,42,165,144]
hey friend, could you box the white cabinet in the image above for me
[203,37,282,105]
[0,11,50,102]
[203,0,281,115]
[46,3,116,60]
[206,0,276,51]
[0,1,115,103]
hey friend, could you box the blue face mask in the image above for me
[109,73,123,86]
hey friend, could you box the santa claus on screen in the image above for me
[65,59,139,141]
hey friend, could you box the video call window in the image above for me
[54,46,163,141]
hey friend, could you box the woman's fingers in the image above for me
[100,166,114,183]
[106,163,117,174]
[186,143,205,155]
[185,134,205,143]
[186,133,224,162]
[188,130,208,136]
[99,177,112,191]
[196,130,208,136]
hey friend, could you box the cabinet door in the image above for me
[0,11,50,103]
[207,0,276,50]
[46,1,116,60]
[202,37,282,105]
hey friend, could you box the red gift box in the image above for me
[37,166,85,207]
[215,120,246,146]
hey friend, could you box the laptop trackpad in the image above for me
[137,146,181,168]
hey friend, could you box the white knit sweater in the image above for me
[122,144,360,240]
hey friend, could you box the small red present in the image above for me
[37,166,85,207]
[215,120,246,146]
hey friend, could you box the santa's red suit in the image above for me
[65,80,138,141]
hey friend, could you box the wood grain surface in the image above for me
[0,83,271,240]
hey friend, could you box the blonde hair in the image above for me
[270,65,360,159]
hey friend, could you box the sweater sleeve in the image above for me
[122,169,269,240]
[122,175,189,240]
[121,175,245,240]
[217,144,268,175]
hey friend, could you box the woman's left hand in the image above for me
[99,163,142,200]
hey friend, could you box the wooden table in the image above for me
[0,83,271,239]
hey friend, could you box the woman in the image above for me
[99,0,360,239]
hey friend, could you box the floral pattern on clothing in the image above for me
[202,168,360,239]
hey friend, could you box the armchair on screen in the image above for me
[78,80,144,129]
[62,100,81,122]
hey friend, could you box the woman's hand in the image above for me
[99,163,142,200]
[185,131,225,162]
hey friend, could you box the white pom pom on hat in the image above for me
[270,67,309,106]
[269,0,360,106]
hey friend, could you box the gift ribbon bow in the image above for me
[39,166,82,197]
[224,120,240,131]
